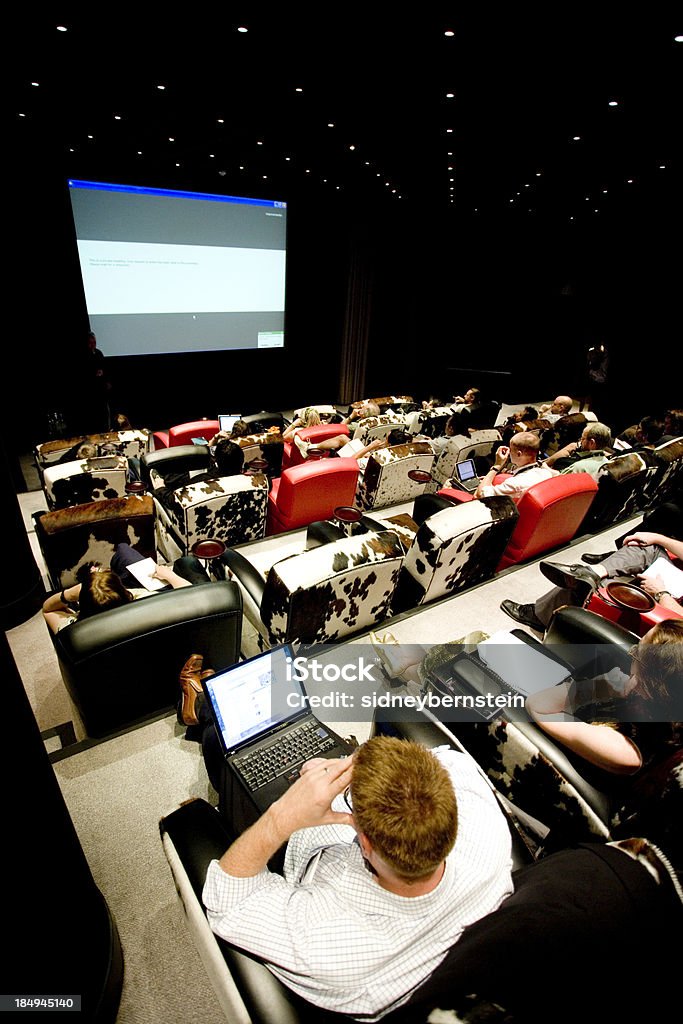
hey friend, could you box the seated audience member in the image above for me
[617,415,666,451]
[341,399,381,426]
[451,387,480,412]
[500,530,683,632]
[206,419,252,446]
[525,620,683,862]
[152,438,245,506]
[282,407,321,439]
[41,550,191,634]
[197,729,513,1019]
[473,431,557,502]
[661,408,683,443]
[537,394,573,424]
[56,441,99,465]
[543,421,613,477]
[426,413,462,456]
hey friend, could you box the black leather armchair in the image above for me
[54,581,243,738]
[159,703,679,1024]
[140,444,213,489]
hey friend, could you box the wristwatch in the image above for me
[654,590,671,601]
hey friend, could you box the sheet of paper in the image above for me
[124,557,167,591]
[639,556,683,599]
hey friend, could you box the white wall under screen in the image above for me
[68,179,287,357]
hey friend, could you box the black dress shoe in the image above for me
[500,600,545,633]
[539,561,600,605]
[581,551,611,565]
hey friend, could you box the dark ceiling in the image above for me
[10,9,681,222]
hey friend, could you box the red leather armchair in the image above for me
[266,458,360,535]
[153,420,220,449]
[281,423,350,470]
[438,473,598,569]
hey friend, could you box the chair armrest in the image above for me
[223,548,266,610]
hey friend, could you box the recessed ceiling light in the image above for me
[446,128,453,133]
[659,164,666,169]
[56,25,67,32]
[627,178,634,183]
[285,156,291,161]
[675,35,683,42]
[137,151,142,155]
[114,115,122,120]
[449,178,454,182]
[585,196,590,200]
[509,199,514,203]
[327,123,335,128]
[217,119,224,124]
[18,112,26,117]
[305,169,310,173]
[237,26,248,33]
[602,189,607,194]
[536,172,542,176]
[448,165,453,170]
[262,175,267,179]
[572,136,581,141]
[608,100,618,106]
[168,137,174,141]
[446,92,454,98]
[524,183,530,187]
[31,81,39,87]
[444,30,454,37]
[392,189,397,193]
[516,192,520,195]
[87,134,93,139]
[209,153,215,158]
[349,145,355,151]
[239,165,244,170]
[295,87,303,92]
[570,216,574,220]
[175,163,180,167]
[157,85,165,91]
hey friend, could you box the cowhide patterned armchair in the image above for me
[577,451,652,534]
[355,441,437,511]
[379,496,520,611]
[223,529,405,648]
[351,412,406,445]
[153,473,269,563]
[431,429,502,487]
[42,455,130,511]
[33,429,151,486]
[34,494,156,590]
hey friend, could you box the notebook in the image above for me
[202,644,356,812]
[218,413,242,433]
[454,457,480,491]
[477,631,571,696]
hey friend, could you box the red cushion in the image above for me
[266,458,359,534]
[153,431,170,450]
[168,420,220,447]
[497,474,598,570]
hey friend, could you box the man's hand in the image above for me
[270,757,354,837]
[637,574,666,596]
[218,756,354,878]
[622,531,662,548]
[493,444,510,468]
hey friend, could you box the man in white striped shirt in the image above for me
[203,735,513,1020]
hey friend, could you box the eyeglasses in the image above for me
[343,786,353,812]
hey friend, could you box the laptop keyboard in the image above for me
[233,721,337,791]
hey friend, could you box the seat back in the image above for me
[281,423,350,469]
[541,413,588,455]
[352,412,406,444]
[34,430,151,485]
[240,411,285,433]
[140,444,213,489]
[54,581,242,737]
[34,495,155,589]
[43,456,129,510]
[456,398,501,431]
[431,429,502,486]
[154,473,269,561]
[167,420,220,447]
[261,530,404,645]
[355,442,436,511]
[392,496,519,610]
[266,459,360,535]
[235,431,285,476]
[642,437,683,509]
[578,452,650,534]
[497,473,598,570]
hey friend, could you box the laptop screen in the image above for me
[456,457,477,482]
[218,414,241,433]
[203,644,306,755]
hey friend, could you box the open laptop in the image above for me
[218,413,242,434]
[202,644,356,812]
[453,457,480,491]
